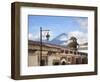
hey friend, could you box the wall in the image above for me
[0,0,100,82]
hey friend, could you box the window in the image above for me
[74,52,76,55]
[65,50,68,54]
[61,50,64,53]
[68,58,71,62]
[40,59,45,66]
[70,51,73,54]
[82,57,88,64]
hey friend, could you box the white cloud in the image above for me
[58,35,68,41]
[28,31,54,41]
[28,33,40,41]
[68,31,87,44]
[28,33,33,40]
[75,18,88,29]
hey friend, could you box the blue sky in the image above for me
[28,15,88,44]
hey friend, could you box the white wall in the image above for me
[0,0,100,82]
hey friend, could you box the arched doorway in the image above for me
[76,58,81,64]
[82,57,88,64]
[60,57,67,65]
[61,61,66,65]
[53,60,60,65]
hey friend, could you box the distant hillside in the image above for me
[50,33,68,46]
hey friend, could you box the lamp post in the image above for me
[40,27,50,66]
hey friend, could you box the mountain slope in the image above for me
[50,33,68,46]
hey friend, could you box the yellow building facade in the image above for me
[28,40,88,66]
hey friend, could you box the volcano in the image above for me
[50,33,68,46]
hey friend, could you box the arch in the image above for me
[82,57,88,64]
[60,57,67,65]
[53,60,60,65]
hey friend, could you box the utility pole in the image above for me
[40,27,50,66]
[40,27,42,66]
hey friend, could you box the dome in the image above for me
[69,36,77,41]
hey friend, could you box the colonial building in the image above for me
[28,37,88,66]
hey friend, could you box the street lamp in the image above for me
[40,27,50,66]
[46,32,50,41]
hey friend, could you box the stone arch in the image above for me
[60,57,67,65]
